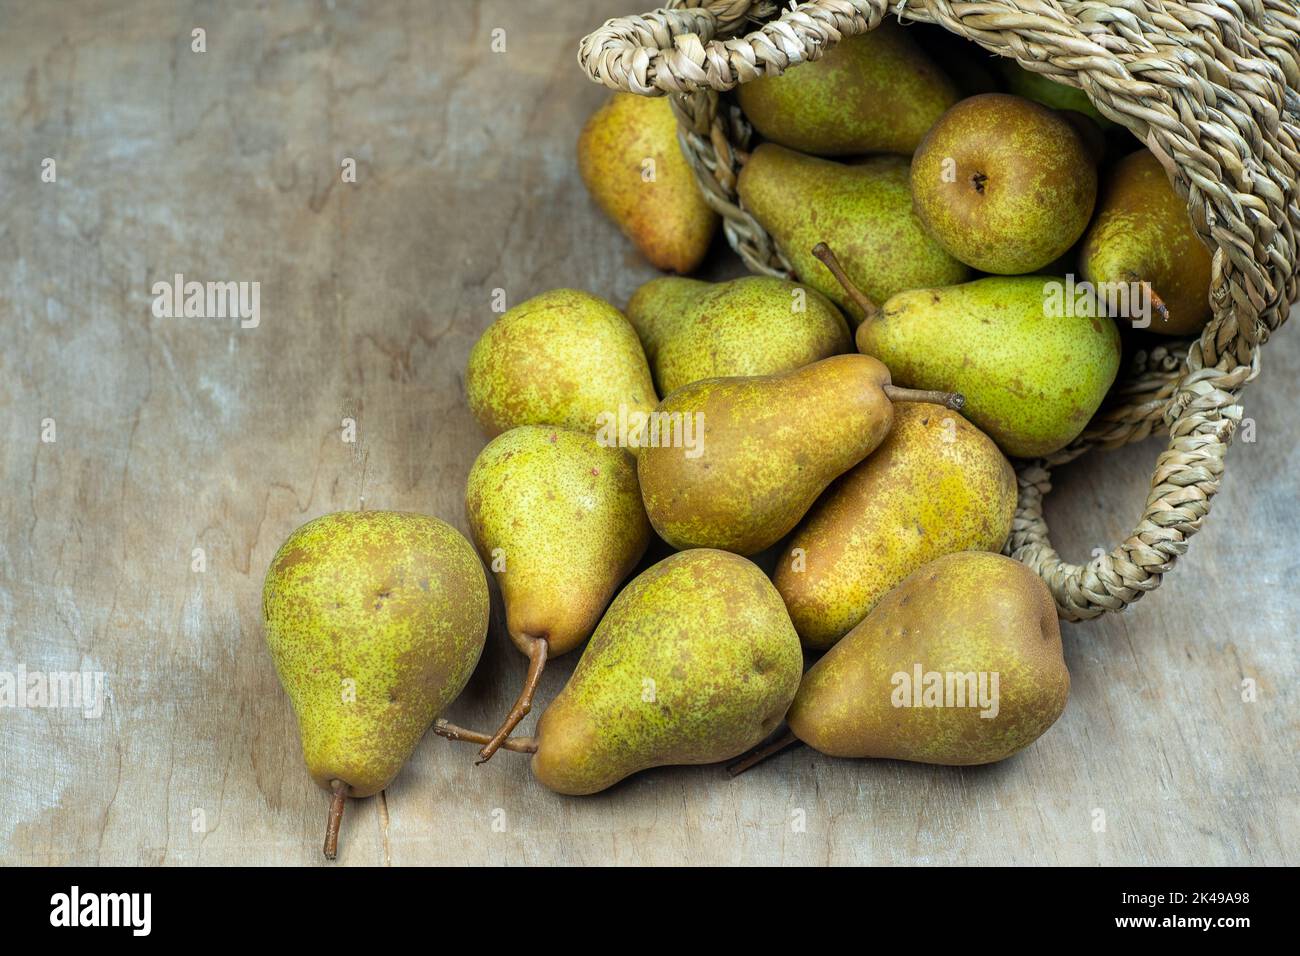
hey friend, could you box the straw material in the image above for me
[579,0,1299,620]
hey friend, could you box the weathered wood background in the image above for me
[1,0,1296,865]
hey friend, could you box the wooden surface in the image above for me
[1,0,1296,866]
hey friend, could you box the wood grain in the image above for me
[0,0,1295,865]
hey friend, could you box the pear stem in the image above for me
[434,719,538,754]
[812,242,881,323]
[882,384,965,412]
[476,635,548,764]
[727,728,800,777]
[1122,271,1170,324]
[323,782,347,861]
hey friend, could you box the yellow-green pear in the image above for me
[735,22,959,156]
[910,93,1097,274]
[812,241,1119,458]
[637,353,963,554]
[439,550,803,795]
[737,145,970,324]
[578,92,719,273]
[464,425,651,761]
[263,510,488,859]
[626,274,851,395]
[776,403,1016,649]
[466,289,658,445]
[783,551,1069,765]
[1080,149,1214,336]
[998,59,1117,129]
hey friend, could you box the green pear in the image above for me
[911,93,1097,274]
[735,22,959,156]
[578,93,719,273]
[737,145,969,324]
[637,353,962,554]
[1080,149,1214,336]
[466,289,658,445]
[263,510,488,858]
[434,550,802,794]
[809,241,1119,458]
[776,403,1016,649]
[784,551,1069,765]
[465,425,651,760]
[855,276,1120,457]
[998,59,1117,129]
[626,274,851,396]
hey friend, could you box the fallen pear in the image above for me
[436,549,803,795]
[775,402,1016,650]
[731,551,1069,773]
[578,92,718,273]
[626,274,851,396]
[464,425,651,762]
[263,510,489,859]
[814,242,1120,458]
[466,288,658,445]
[636,353,964,555]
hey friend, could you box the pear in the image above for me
[776,403,1016,649]
[465,425,651,761]
[814,243,1120,458]
[997,59,1117,129]
[735,22,959,156]
[737,145,969,324]
[731,551,1069,774]
[438,550,803,795]
[911,93,1097,274]
[466,289,658,446]
[626,274,851,396]
[786,551,1069,765]
[1080,149,1214,336]
[263,510,489,859]
[637,353,963,554]
[578,93,718,273]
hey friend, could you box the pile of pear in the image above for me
[260,23,1214,855]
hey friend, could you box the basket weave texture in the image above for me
[578,0,1300,621]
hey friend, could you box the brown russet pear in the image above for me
[813,242,1120,458]
[578,92,718,273]
[776,403,1016,649]
[626,274,851,396]
[263,511,489,859]
[737,145,969,324]
[911,93,1097,274]
[731,552,1069,774]
[466,289,658,444]
[464,425,651,761]
[636,353,963,555]
[437,550,802,795]
[1080,149,1214,336]
[735,22,959,156]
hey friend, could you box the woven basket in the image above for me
[578,0,1300,621]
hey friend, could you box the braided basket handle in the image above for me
[578,0,1300,621]
[579,0,883,94]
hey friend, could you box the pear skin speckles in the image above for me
[263,511,488,797]
[466,289,658,440]
[465,425,650,657]
[787,551,1068,765]
[578,93,718,274]
[776,403,1016,649]
[530,549,802,795]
